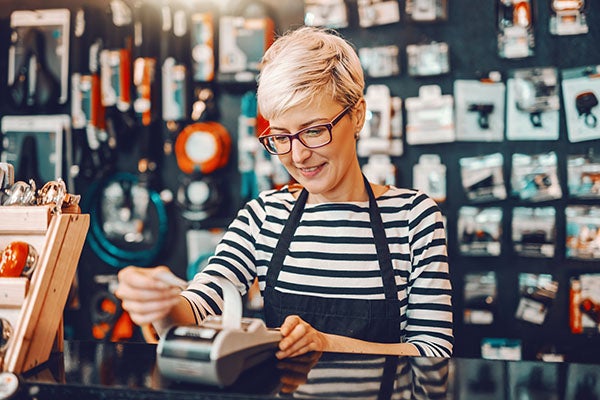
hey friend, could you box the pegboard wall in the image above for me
[1,0,600,361]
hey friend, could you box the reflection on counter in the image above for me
[8,341,600,399]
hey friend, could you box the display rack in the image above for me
[0,206,89,373]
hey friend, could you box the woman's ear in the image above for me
[352,98,367,134]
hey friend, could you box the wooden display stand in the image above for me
[0,206,89,373]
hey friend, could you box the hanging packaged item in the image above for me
[463,271,497,325]
[7,9,70,112]
[238,91,260,202]
[511,151,562,202]
[160,5,192,130]
[190,12,215,82]
[567,152,600,198]
[357,85,402,157]
[458,206,503,256]
[481,338,521,361]
[405,85,455,145]
[359,45,400,78]
[100,1,133,113]
[68,4,115,182]
[515,273,558,325]
[361,154,396,186]
[218,16,274,82]
[161,56,188,124]
[1,115,73,190]
[561,65,600,143]
[506,67,560,140]
[496,0,535,59]
[357,0,400,28]
[549,0,588,36]
[570,274,600,334]
[454,75,505,142]
[405,0,448,22]
[406,42,450,77]
[512,207,556,258]
[413,154,446,203]
[566,206,600,260]
[131,3,161,127]
[459,153,507,203]
[304,0,349,28]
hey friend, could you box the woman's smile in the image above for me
[297,163,325,176]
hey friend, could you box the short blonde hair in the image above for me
[257,26,364,120]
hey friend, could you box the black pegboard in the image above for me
[0,0,599,359]
[259,0,600,361]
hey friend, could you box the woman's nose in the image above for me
[290,138,311,162]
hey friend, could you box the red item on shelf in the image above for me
[0,241,36,278]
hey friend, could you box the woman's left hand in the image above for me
[276,315,328,359]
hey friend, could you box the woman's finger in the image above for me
[115,285,181,302]
[121,296,180,315]
[279,343,315,359]
[118,266,173,290]
[279,321,307,351]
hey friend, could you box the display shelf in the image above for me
[0,206,89,373]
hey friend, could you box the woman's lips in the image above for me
[298,164,324,177]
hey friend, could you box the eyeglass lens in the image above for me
[263,124,332,154]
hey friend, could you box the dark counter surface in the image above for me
[5,340,600,399]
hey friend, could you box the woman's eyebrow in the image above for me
[269,117,329,132]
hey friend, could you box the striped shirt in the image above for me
[286,354,450,399]
[183,185,453,357]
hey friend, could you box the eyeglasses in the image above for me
[258,105,352,155]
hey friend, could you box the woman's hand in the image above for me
[276,315,328,359]
[115,266,182,326]
[276,351,322,394]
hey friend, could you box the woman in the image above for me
[116,26,453,359]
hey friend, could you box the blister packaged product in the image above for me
[566,206,600,260]
[454,79,505,142]
[515,273,558,325]
[506,67,560,140]
[512,206,556,258]
[567,153,600,198]
[405,85,455,145]
[460,153,507,203]
[463,271,497,325]
[511,151,562,202]
[458,206,503,256]
[561,65,600,143]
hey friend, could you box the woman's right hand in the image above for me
[115,266,183,326]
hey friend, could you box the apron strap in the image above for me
[266,188,308,289]
[363,175,397,300]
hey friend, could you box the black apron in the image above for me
[263,176,402,344]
